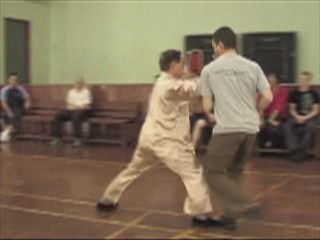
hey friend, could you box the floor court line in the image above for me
[0,204,127,227]
[1,191,319,231]
[254,177,294,200]
[1,204,252,239]
[0,191,182,217]
[2,152,319,179]
[105,211,150,239]
[0,204,180,234]
[172,229,195,239]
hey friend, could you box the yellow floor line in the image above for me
[171,229,195,239]
[254,177,293,200]
[2,151,319,178]
[105,211,150,239]
[1,190,319,231]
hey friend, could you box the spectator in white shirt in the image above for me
[51,78,92,147]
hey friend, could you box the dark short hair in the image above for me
[212,26,236,49]
[8,72,18,77]
[301,71,312,78]
[159,50,181,71]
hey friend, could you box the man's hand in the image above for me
[24,101,31,110]
[7,110,14,118]
[207,113,216,124]
[295,115,307,124]
[268,119,280,127]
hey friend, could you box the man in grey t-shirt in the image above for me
[199,27,273,221]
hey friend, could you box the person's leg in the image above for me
[11,108,24,134]
[202,133,254,216]
[1,114,12,131]
[258,119,266,148]
[0,114,14,142]
[98,144,158,205]
[274,120,286,149]
[228,134,256,188]
[71,110,88,138]
[300,118,317,158]
[71,110,88,145]
[284,117,300,155]
[192,119,207,148]
[267,124,282,148]
[160,143,236,229]
[51,110,72,143]
[161,146,213,216]
[202,125,213,146]
[259,121,274,148]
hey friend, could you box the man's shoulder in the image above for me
[83,87,91,93]
[234,55,260,69]
[17,85,27,92]
[202,60,213,70]
[68,88,76,94]
[0,86,9,98]
[207,55,259,70]
[1,85,10,92]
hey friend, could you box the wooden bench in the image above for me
[12,84,149,145]
[19,101,61,139]
[88,101,143,146]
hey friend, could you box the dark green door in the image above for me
[5,18,30,84]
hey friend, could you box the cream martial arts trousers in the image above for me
[100,135,213,216]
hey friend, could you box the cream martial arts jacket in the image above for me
[138,72,199,153]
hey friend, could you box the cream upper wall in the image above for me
[0,0,50,85]
[48,1,320,85]
[1,1,319,85]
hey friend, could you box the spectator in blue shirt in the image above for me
[0,73,31,142]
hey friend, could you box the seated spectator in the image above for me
[284,71,319,162]
[50,78,92,147]
[0,73,31,142]
[258,73,288,148]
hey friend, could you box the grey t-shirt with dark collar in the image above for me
[200,53,270,135]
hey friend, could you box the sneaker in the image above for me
[96,199,118,212]
[50,138,62,146]
[192,216,237,230]
[264,140,273,148]
[0,129,12,143]
[72,139,82,147]
[232,202,263,216]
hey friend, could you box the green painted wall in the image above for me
[49,1,319,85]
[0,0,50,85]
[1,1,319,85]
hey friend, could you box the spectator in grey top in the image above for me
[199,26,273,221]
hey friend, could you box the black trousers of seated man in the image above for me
[258,118,287,149]
[284,117,318,155]
[2,107,24,132]
[52,110,89,139]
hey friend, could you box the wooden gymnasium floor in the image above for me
[0,140,319,239]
